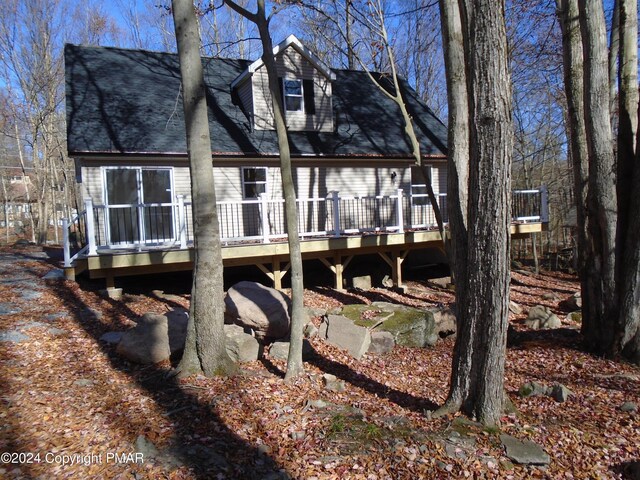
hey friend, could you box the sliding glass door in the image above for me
[104,167,174,245]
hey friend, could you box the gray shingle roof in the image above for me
[64,44,447,158]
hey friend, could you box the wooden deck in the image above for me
[68,222,546,291]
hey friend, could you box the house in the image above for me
[0,167,34,234]
[63,36,547,290]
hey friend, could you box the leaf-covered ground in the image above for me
[0,246,638,479]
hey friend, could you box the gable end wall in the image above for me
[252,46,333,132]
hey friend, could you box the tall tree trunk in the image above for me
[15,124,36,243]
[345,0,355,69]
[556,0,589,305]
[608,0,619,118]
[616,0,639,362]
[172,0,235,377]
[578,0,619,354]
[436,0,513,426]
[436,0,471,415]
[225,0,306,380]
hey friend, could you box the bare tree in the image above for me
[0,0,71,244]
[435,0,513,426]
[172,0,236,377]
[577,0,619,352]
[558,0,640,362]
[224,0,306,380]
[615,0,639,362]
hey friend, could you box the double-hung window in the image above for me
[242,167,267,198]
[283,79,303,112]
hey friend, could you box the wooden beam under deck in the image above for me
[80,223,546,289]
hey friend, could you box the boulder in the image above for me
[342,302,438,348]
[268,339,314,361]
[305,307,327,318]
[525,305,561,330]
[224,281,292,341]
[542,292,560,301]
[99,331,123,345]
[322,373,346,392]
[116,313,171,364]
[560,292,582,311]
[303,322,319,339]
[550,384,572,403]
[509,301,523,315]
[352,275,372,290]
[430,276,452,289]
[433,307,456,337]
[518,381,549,397]
[566,311,582,323]
[620,402,638,413]
[165,309,189,354]
[500,434,550,465]
[224,324,261,363]
[319,314,371,359]
[368,331,395,354]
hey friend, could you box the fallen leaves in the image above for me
[0,248,638,479]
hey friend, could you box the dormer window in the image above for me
[283,79,303,112]
[230,35,335,131]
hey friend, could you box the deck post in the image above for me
[378,249,408,290]
[62,218,71,268]
[85,198,97,256]
[396,189,404,234]
[330,191,341,237]
[392,250,404,288]
[539,185,549,223]
[177,195,187,249]
[334,253,345,291]
[260,192,271,243]
[273,258,282,290]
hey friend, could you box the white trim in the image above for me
[102,166,176,245]
[230,34,336,90]
[283,78,304,112]
[241,166,268,199]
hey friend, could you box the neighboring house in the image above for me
[0,167,34,230]
[63,35,546,289]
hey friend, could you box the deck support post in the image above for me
[379,249,408,290]
[319,253,353,291]
[256,258,290,290]
[105,272,115,289]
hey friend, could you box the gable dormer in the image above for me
[231,35,336,133]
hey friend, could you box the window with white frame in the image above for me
[242,167,267,198]
[411,165,432,206]
[283,79,303,112]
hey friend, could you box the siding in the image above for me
[252,46,333,132]
[236,79,253,122]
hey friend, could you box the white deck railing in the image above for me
[62,187,549,267]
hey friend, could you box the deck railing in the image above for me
[63,186,549,265]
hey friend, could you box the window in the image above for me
[242,167,267,198]
[283,79,303,112]
[411,166,432,206]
